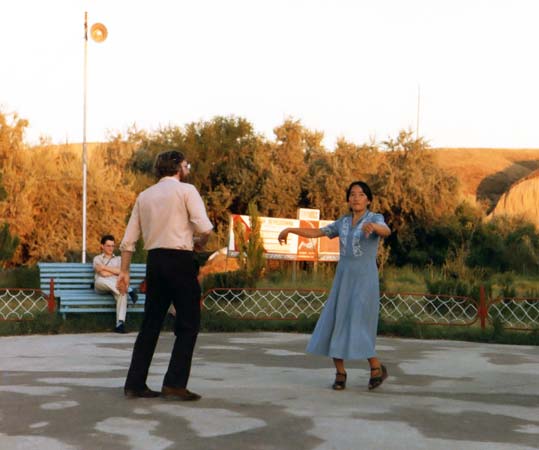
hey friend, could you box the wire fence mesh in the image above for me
[201,288,328,319]
[488,297,539,330]
[3,286,539,330]
[201,288,539,330]
[380,293,478,325]
[0,289,49,320]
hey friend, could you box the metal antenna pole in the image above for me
[416,84,421,140]
[82,11,88,263]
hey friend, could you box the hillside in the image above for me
[432,148,539,211]
[488,169,539,226]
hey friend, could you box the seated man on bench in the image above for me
[93,234,137,333]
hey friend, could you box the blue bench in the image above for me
[38,262,147,318]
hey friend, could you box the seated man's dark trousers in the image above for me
[125,249,201,391]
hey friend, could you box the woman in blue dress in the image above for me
[278,181,391,391]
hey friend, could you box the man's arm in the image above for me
[117,198,141,294]
[186,187,213,248]
[102,266,121,276]
[193,231,211,252]
[116,251,133,294]
[95,265,121,277]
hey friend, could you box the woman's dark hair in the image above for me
[154,150,185,178]
[346,181,373,203]
[100,234,115,245]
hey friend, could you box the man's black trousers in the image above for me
[125,248,201,390]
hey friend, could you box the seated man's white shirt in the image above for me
[93,253,127,324]
[93,254,121,280]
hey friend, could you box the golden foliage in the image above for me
[10,110,537,268]
[0,139,136,264]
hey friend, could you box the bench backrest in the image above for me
[38,262,146,297]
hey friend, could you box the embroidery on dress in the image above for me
[339,217,350,256]
[351,211,374,257]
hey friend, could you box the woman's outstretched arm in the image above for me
[278,228,325,245]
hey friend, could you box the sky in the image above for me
[1,0,539,149]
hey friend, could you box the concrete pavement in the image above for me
[0,332,538,450]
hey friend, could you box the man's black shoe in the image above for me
[129,289,138,304]
[161,386,201,401]
[114,322,126,334]
[124,386,160,398]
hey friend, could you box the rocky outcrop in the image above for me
[488,170,539,227]
[432,148,539,209]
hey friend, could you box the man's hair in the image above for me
[154,150,185,178]
[100,234,115,245]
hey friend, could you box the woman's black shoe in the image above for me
[332,372,347,390]
[368,365,388,390]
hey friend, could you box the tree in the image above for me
[0,111,28,164]
[0,172,19,265]
[258,118,309,218]
[125,117,271,246]
[369,130,460,265]
[467,215,539,273]
[0,130,137,264]
[234,202,265,286]
[0,111,29,264]
[0,223,19,264]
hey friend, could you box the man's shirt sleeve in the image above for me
[120,198,142,252]
[186,187,213,234]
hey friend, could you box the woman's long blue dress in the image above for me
[306,210,386,360]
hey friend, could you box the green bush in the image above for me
[490,315,506,340]
[0,266,39,288]
[523,287,539,298]
[0,222,19,263]
[425,250,492,303]
[202,270,251,292]
[493,272,517,298]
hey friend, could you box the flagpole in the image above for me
[82,11,88,263]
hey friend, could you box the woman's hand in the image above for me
[278,228,289,245]
[362,222,377,237]
[362,222,391,238]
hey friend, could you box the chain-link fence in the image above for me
[201,288,327,319]
[488,297,539,330]
[0,289,49,320]
[380,293,478,325]
[202,288,539,330]
[3,286,539,330]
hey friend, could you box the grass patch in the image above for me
[201,310,318,333]
[381,266,426,293]
[257,268,334,291]
[508,274,539,298]
[1,310,537,346]
[378,317,539,346]
[0,312,176,336]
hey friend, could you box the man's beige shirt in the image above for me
[93,254,121,280]
[120,177,213,252]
